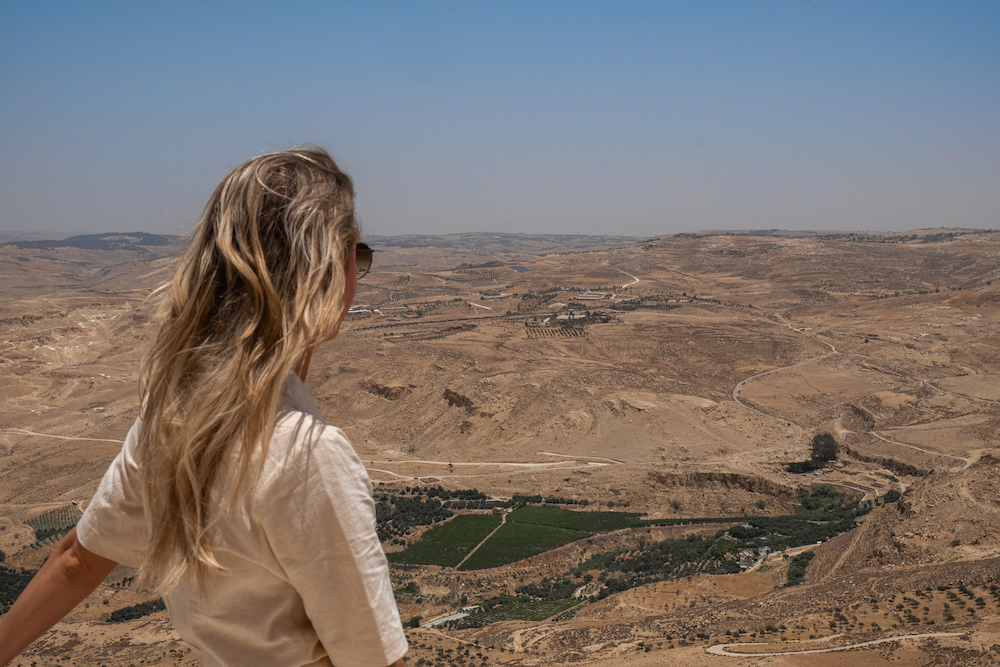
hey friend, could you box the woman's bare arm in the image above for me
[0,527,117,666]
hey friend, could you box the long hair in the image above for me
[135,147,359,594]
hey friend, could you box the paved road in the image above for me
[421,611,470,627]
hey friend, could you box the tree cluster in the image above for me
[578,533,742,597]
[543,497,589,506]
[0,566,34,614]
[517,578,579,600]
[810,432,839,462]
[882,489,902,503]
[108,598,166,622]
[394,581,420,598]
[414,488,873,631]
[422,486,486,501]
[375,485,517,542]
[33,526,74,543]
[375,495,453,542]
[574,488,864,600]
[785,551,816,586]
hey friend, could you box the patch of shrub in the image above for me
[108,598,166,622]
[785,551,816,586]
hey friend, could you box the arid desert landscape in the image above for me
[2,229,1000,666]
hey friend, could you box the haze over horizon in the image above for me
[2,1,998,238]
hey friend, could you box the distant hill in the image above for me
[0,232,181,252]
[3,228,991,256]
[0,231,73,244]
[1,231,637,257]
[682,227,995,242]
[367,232,643,253]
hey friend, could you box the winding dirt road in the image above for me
[705,631,964,657]
[730,333,837,452]
[611,267,640,288]
[366,455,616,482]
[922,378,1000,406]
[866,429,971,470]
[1,427,124,444]
[731,339,838,415]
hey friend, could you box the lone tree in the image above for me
[810,432,839,462]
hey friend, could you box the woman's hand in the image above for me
[0,527,117,665]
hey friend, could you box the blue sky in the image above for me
[1,1,998,237]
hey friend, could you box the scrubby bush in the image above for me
[785,551,816,586]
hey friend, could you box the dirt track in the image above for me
[705,631,965,657]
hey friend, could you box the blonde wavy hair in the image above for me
[136,147,359,593]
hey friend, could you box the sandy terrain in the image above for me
[4,229,1000,665]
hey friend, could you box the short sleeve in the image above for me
[259,415,407,667]
[76,420,150,567]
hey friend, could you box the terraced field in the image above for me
[387,514,502,567]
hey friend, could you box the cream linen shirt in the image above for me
[77,373,408,667]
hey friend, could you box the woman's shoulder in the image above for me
[257,408,370,510]
[272,406,351,455]
[248,372,364,489]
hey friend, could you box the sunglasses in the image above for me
[355,242,373,279]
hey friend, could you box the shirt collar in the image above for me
[281,371,324,419]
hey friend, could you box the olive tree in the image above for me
[810,432,839,462]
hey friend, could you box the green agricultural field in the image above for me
[507,505,643,532]
[387,514,502,567]
[455,596,581,627]
[459,521,587,570]
[386,497,818,573]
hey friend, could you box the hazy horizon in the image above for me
[5,226,997,248]
[2,1,998,238]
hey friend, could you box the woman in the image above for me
[0,148,408,667]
